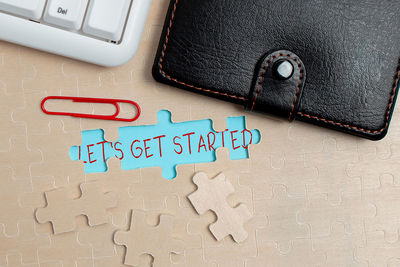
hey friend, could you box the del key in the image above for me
[44,0,89,30]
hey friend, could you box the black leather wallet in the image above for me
[152,0,400,140]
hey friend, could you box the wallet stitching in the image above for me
[158,0,399,136]
[298,67,400,134]
[289,60,304,121]
[251,53,304,122]
[250,56,275,111]
[158,0,248,101]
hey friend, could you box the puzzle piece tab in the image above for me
[35,181,117,234]
[0,220,50,265]
[188,172,253,243]
[114,210,183,267]
[69,110,260,179]
[0,167,32,236]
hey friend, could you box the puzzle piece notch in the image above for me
[254,185,310,254]
[188,172,253,243]
[313,223,365,267]
[356,231,400,267]
[297,192,376,238]
[38,232,92,267]
[0,220,50,265]
[304,137,359,204]
[363,174,400,242]
[0,167,33,236]
[114,210,184,267]
[5,253,38,267]
[69,110,261,180]
[35,181,117,234]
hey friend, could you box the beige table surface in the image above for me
[1,1,400,266]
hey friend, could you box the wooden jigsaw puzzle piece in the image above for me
[129,164,195,213]
[35,182,117,234]
[77,222,117,259]
[305,137,359,204]
[189,172,235,215]
[0,43,35,94]
[188,172,253,243]
[347,145,400,190]
[29,121,83,187]
[255,185,310,254]
[79,182,118,227]
[312,223,364,267]
[356,230,400,267]
[190,99,244,132]
[4,253,38,267]
[86,158,142,227]
[19,48,77,95]
[38,232,92,267]
[0,135,41,179]
[362,174,400,243]
[297,192,376,239]
[0,84,25,151]
[210,203,252,243]
[35,187,76,234]
[144,196,202,255]
[114,210,183,267]
[246,238,327,267]
[0,167,33,236]
[0,220,50,265]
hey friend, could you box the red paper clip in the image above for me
[41,96,141,122]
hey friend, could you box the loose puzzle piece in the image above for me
[145,196,202,251]
[114,210,184,267]
[192,148,260,263]
[188,172,253,243]
[69,110,261,179]
[194,148,253,220]
[35,181,118,234]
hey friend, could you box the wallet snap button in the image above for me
[247,50,306,121]
[273,59,294,80]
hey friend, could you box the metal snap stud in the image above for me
[273,59,294,80]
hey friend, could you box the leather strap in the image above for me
[246,50,306,121]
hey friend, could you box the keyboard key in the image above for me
[44,0,88,30]
[83,0,131,41]
[0,0,46,19]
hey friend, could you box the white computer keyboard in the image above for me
[0,0,151,66]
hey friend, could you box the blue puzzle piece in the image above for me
[70,110,261,180]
